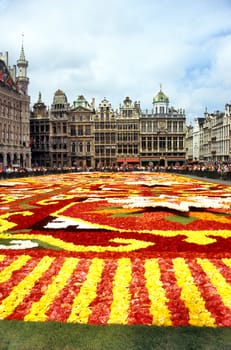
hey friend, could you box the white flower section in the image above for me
[0,240,38,250]
[44,217,99,229]
[108,195,231,212]
[83,198,105,202]
[0,182,25,187]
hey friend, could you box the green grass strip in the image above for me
[0,320,231,350]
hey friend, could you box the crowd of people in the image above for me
[0,161,231,181]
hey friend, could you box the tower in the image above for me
[17,36,29,95]
[153,84,169,115]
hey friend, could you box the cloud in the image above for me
[1,0,231,123]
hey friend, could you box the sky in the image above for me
[1,0,231,124]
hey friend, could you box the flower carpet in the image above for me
[0,172,231,326]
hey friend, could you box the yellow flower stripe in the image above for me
[173,258,215,327]
[25,257,79,322]
[0,255,31,283]
[222,258,231,268]
[108,258,132,324]
[67,258,104,323]
[145,258,172,326]
[0,256,54,318]
[197,258,231,309]
[0,254,6,262]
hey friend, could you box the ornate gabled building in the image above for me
[94,97,116,169]
[140,87,186,167]
[69,95,94,169]
[0,46,31,169]
[30,92,50,167]
[116,97,140,168]
[49,89,70,168]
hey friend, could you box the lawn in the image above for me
[0,171,231,348]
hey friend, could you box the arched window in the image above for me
[71,142,76,153]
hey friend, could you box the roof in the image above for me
[153,88,169,103]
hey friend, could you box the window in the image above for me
[78,142,83,152]
[173,121,177,132]
[106,134,111,144]
[179,121,184,132]
[153,137,158,150]
[118,144,122,154]
[141,122,146,132]
[85,125,91,135]
[86,142,91,152]
[78,125,83,136]
[123,134,127,142]
[147,121,152,132]
[111,133,115,142]
[173,137,177,149]
[70,125,76,136]
[159,137,166,149]
[148,137,152,150]
[128,110,132,116]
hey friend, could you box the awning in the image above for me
[117,158,139,163]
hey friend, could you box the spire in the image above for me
[38,92,42,103]
[19,33,26,61]
[17,33,29,95]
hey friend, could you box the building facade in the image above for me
[30,92,50,167]
[69,95,94,169]
[140,89,186,167]
[30,87,187,169]
[185,104,231,165]
[94,97,116,169]
[116,97,140,168]
[0,47,31,170]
